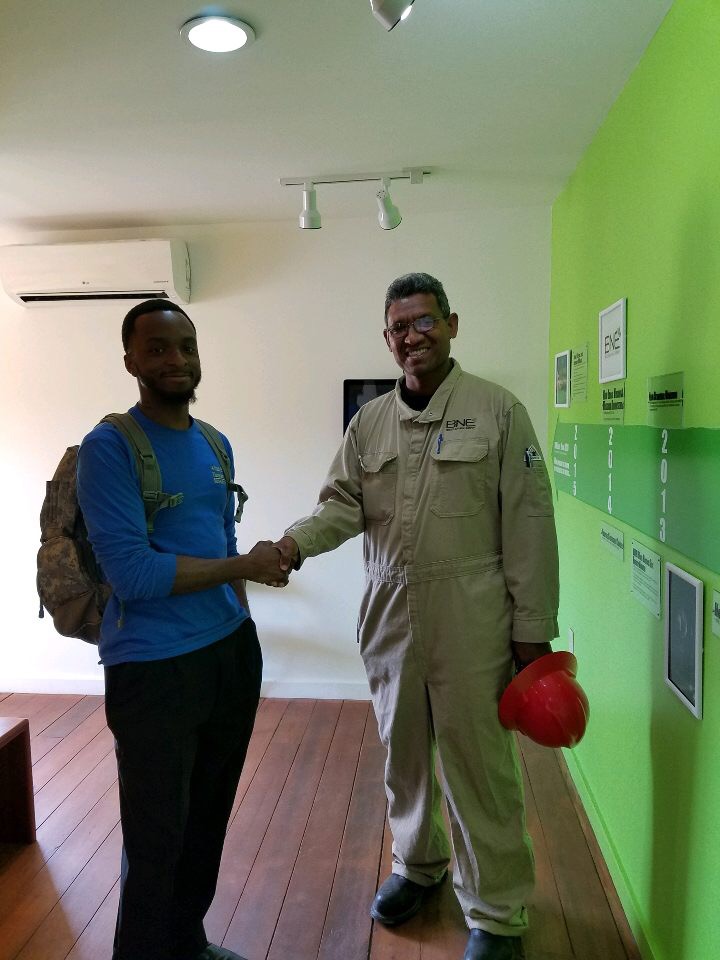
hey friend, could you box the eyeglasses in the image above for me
[385,315,443,340]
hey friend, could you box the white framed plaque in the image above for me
[664,563,704,718]
[599,298,626,384]
[554,350,571,408]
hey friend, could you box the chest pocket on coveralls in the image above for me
[360,451,398,524]
[431,437,488,517]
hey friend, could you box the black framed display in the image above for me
[342,379,395,433]
[664,562,704,718]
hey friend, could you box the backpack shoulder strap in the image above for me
[194,419,231,483]
[194,419,248,522]
[101,413,183,532]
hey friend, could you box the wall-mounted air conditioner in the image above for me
[0,238,191,307]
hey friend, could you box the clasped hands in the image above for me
[246,536,300,588]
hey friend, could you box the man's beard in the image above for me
[144,370,201,406]
[164,387,198,405]
[155,385,199,405]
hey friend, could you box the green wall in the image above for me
[550,2,720,959]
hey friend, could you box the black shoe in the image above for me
[370,871,446,926]
[463,929,525,960]
[195,945,248,960]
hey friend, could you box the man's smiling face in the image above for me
[384,292,458,392]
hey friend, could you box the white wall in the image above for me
[0,205,551,697]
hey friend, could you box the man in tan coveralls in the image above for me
[275,273,559,960]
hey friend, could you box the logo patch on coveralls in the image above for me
[524,445,543,468]
[445,418,477,431]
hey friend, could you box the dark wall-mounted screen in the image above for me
[342,379,396,433]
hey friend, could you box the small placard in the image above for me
[631,540,661,618]
[713,590,720,638]
[600,523,624,559]
[571,343,588,402]
[648,372,684,429]
[602,383,625,423]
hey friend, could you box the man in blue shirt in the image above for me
[77,300,286,960]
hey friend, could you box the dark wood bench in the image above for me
[0,717,36,843]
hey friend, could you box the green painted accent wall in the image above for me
[550,3,720,959]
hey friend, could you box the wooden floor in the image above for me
[0,692,638,960]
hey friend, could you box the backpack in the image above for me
[37,413,246,645]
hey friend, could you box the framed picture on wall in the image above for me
[599,298,627,383]
[554,350,571,408]
[343,379,395,433]
[664,562,704,718]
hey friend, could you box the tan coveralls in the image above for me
[287,362,559,936]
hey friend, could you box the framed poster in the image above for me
[599,298,626,384]
[342,378,395,433]
[664,563,704,718]
[554,350,571,408]
[571,342,588,401]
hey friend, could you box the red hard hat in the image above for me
[498,651,589,748]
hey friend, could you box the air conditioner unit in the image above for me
[0,238,191,307]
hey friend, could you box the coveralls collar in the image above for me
[395,360,463,422]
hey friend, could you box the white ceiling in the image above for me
[0,0,672,231]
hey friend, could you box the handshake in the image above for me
[244,535,300,588]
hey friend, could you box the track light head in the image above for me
[376,179,402,230]
[370,1,415,31]
[299,185,321,229]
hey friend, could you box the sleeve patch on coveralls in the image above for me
[524,445,543,468]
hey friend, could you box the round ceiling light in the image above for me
[180,16,256,53]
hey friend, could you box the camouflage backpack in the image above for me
[37,413,243,644]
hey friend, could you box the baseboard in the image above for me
[0,675,105,695]
[260,679,371,701]
[563,751,655,960]
[0,675,371,701]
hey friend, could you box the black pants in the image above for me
[105,619,262,960]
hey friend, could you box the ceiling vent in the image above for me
[0,238,190,307]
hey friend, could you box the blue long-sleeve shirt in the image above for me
[76,405,248,665]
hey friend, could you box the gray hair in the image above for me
[384,272,451,321]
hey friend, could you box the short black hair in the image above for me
[121,299,195,350]
[384,273,451,321]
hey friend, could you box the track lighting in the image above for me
[299,184,321,230]
[370,1,415,31]
[280,167,430,231]
[376,179,401,230]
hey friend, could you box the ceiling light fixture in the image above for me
[376,179,402,230]
[370,0,415,31]
[180,15,256,53]
[299,183,322,230]
[280,168,430,231]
